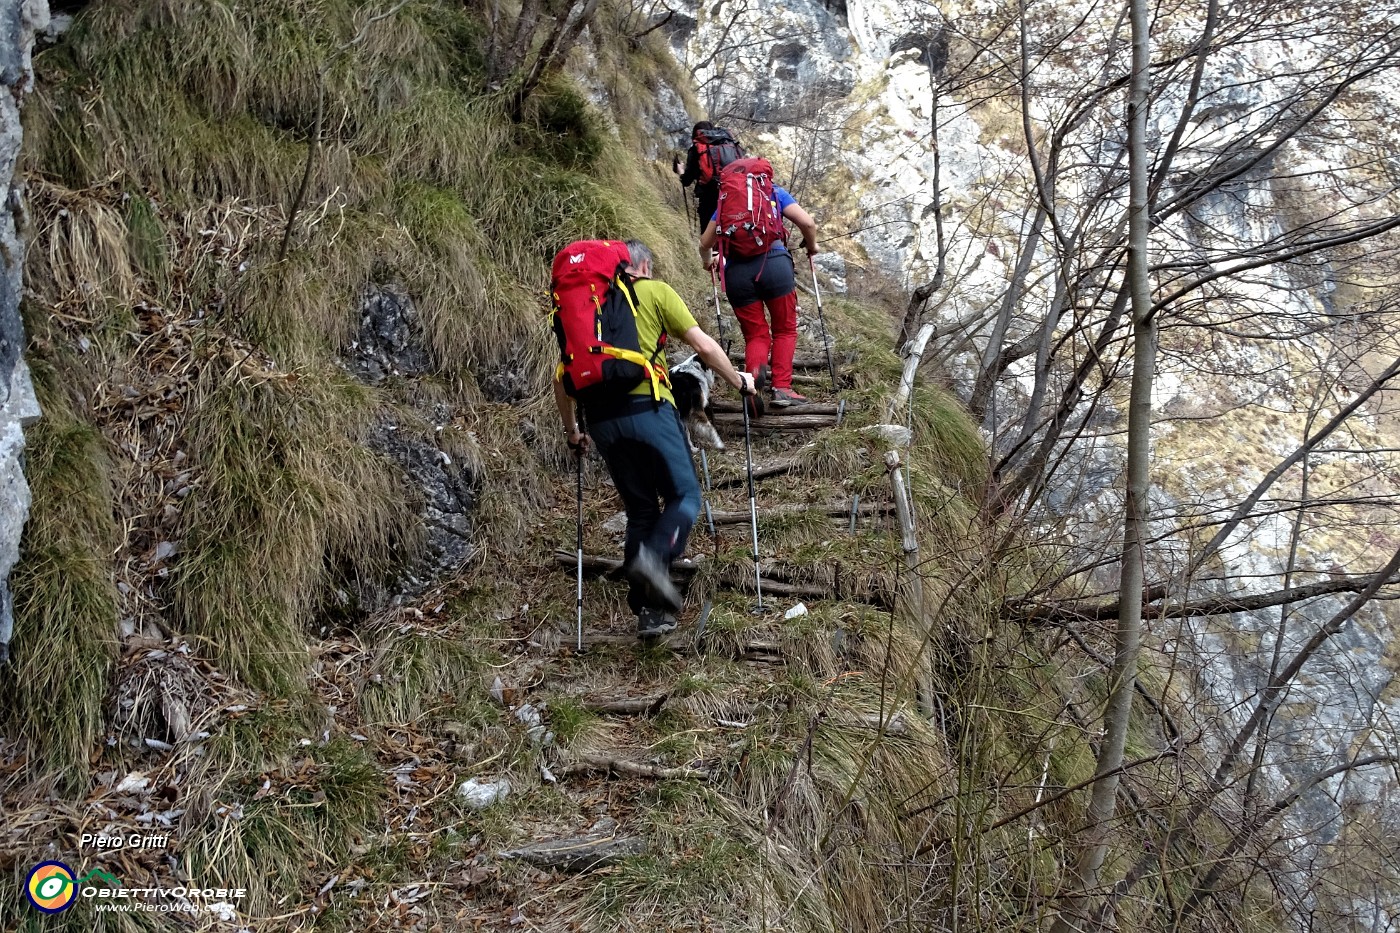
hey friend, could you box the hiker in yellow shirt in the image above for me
[553,240,757,636]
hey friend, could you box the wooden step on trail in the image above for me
[709,400,842,416]
[712,412,838,432]
[559,752,710,781]
[532,624,902,667]
[530,616,785,661]
[499,826,647,872]
[550,551,895,609]
[553,550,699,577]
[728,350,853,371]
[581,692,669,715]
[704,501,890,526]
[713,456,799,488]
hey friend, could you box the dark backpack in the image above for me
[695,128,745,185]
[716,157,787,260]
[550,240,669,410]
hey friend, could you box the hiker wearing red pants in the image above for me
[698,168,819,407]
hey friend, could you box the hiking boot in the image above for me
[770,387,807,407]
[744,364,770,419]
[625,545,683,612]
[636,607,678,638]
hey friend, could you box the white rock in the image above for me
[458,777,511,809]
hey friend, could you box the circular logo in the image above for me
[25,861,77,913]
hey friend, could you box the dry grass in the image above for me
[1,364,120,784]
[0,1,1168,931]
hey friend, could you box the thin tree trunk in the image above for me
[1049,0,1153,926]
[897,63,947,348]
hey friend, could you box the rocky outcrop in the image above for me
[368,421,478,603]
[0,0,48,663]
[349,283,431,385]
[341,284,478,603]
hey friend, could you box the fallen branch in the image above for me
[1011,571,1400,623]
[499,831,647,871]
[561,753,710,781]
[582,693,669,715]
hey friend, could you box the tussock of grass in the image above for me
[182,736,384,918]
[26,180,138,315]
[358,627,486,726]
[911,382,989,495]
[173,375,413,695]
[1,366,120,783]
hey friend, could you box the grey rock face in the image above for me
[0,0,48,663]
[812,252,847,294]
[342,282,477,603]
[368,422,478,601]
[349,283,431,384]
[684,0,855,124]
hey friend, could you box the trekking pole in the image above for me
[699,448,715,535]
[808,255,838,390]
[573,443,584,652]
[678,176,691,228]
[741,382,764,610]
[709,264,729,352]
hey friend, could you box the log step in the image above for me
[703,502,890,526]
[728,351,852,371]
[709,400,841,416]
[712,412,838,431]
[499,830,647,872]
[560,753,710,781]
[550,551,894,609]
[553,551,698,577]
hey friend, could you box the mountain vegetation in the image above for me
[2,0,1398,931]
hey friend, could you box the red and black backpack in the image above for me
[695,127,745,185]
[716,157,787,260]
[550,240,669,410]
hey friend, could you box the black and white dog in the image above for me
[669,353,725,451]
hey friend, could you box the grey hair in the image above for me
[624,239,653,269]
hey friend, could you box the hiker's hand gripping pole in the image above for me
[808,255,838,390]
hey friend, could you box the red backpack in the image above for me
[695,128,745,185]
[550,240,668,409]
[716,157,787,260]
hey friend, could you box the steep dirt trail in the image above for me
[441,338,911,929]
